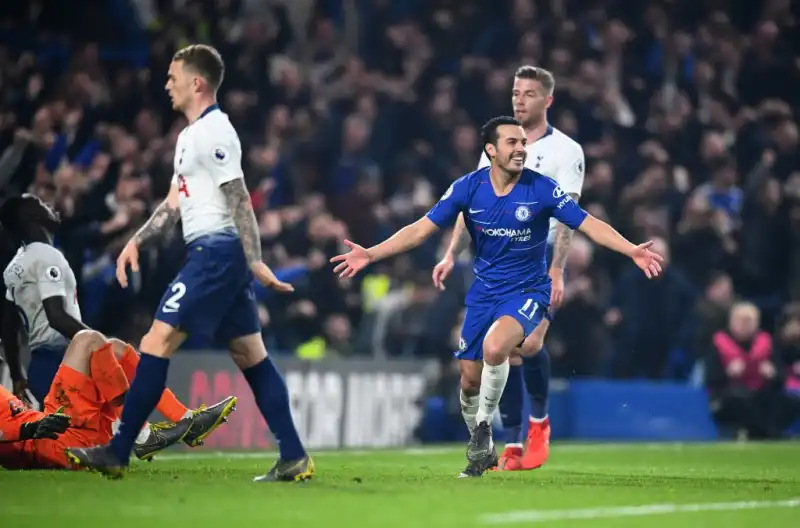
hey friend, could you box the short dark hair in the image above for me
[0,194,56,238]
[515,65,555,95]
[480,116,522,151]
[173,44,225,92]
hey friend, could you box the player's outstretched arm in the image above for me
[577,215,664,279]
[116,184,181,287]
[331,217,440,279]
[220,179,293,292]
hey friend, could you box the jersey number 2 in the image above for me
[163,282,187,313]
[518,299,539,321]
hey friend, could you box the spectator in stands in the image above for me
[707,302,800,439]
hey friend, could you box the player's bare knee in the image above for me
[482,338,511,366]
[67,330,107,356]
[107,338,130,360]
[228,334,267,369]
[140,321,184,358]
[509,355,524,366]
[140,332,167,357]
[63,330,107,371]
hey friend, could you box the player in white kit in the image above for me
[432,66,585,471]
[67,45,313,481]
[1,194,84,406]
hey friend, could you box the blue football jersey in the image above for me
[426,167,588,306]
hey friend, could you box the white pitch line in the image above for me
[481,498,800,524]
[152,441,776,461]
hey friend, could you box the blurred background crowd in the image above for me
[1,0,800,437]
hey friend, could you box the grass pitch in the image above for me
[2,442,799,527]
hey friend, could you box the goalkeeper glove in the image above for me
[18,409,71,441]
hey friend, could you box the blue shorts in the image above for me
[456,289,551,361]
[155,230,261,344]
[28,345,66,407]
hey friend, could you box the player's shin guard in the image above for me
[498,364,525,443]
[242,357,306,461]
[475,360,509,427]
[523,348,550,420]
[110,353,170,464]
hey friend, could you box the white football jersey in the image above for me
[172,106,245,243]
[3,243,81,350]
[478,126,585,241]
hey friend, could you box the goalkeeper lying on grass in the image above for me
[0,329,236,469]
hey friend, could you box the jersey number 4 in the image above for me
[162,282,187,313]
[177,174,190,198]
[518,299,539,321]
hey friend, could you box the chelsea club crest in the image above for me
[515,205,531,222]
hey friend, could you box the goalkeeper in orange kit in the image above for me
[0,329,236,469]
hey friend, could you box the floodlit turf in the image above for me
[2,442,799,527]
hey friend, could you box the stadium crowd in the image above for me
[1,0,800,435]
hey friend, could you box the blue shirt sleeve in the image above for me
[541,177,588,230]
[426,176,470,228]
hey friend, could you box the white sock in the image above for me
[182,409,193,419]
[460,390,479,432]
[475,360,509,427]
[136,423,151,444]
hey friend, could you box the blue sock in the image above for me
[110,353,170,464]
[498,364,526,443]
[242,357,306,460]
[523,347,550,420]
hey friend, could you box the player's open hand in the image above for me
[250,261,295,293]
[631,241,664,279]
[330,239,371,279]
[432,255,454,291]
[116,241,140,288]
[18,412,71,441]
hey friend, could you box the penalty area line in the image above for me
[481,498,800,524]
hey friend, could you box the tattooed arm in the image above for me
[549,193,580,271]
[548,192,579,308]
[132,184,182,248]
[220,178,261,264]
[219,178,293,292]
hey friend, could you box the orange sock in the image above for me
[119,345,190,422]
[90,343,130,405]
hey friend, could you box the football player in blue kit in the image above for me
[331,116,664,476]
